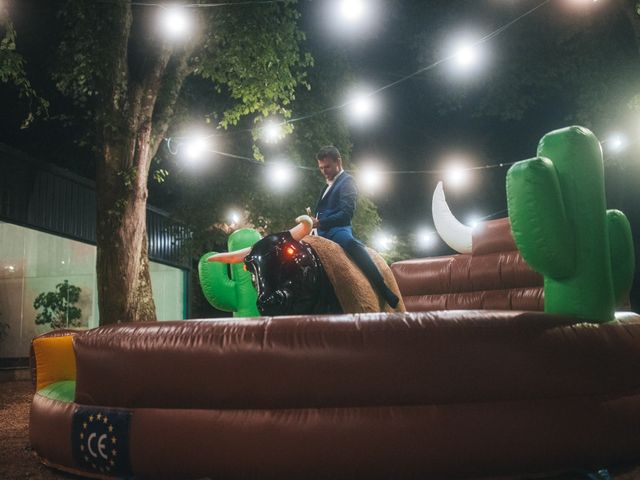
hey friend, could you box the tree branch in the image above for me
[127,43,173,174]
[149,44,198,158]
[98,0,132,124]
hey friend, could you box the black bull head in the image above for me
[208,216,341,316]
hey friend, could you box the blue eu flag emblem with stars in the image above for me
[71,407,132,477]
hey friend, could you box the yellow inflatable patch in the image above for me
[33,335,76,392]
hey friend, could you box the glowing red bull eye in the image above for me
[285,246,295,256]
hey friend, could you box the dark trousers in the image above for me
[319,227,394,301]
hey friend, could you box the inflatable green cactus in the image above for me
[506,126,634,322]
[198,228,262,317]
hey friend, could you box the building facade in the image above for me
[0,144,190,366]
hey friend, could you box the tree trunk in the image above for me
[96,129,156,324]
[93,1,198,325]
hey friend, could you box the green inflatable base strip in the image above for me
[38,380,76,403]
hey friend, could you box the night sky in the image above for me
[2,0,640,306]
[298,1,640,248]
[2,1,638,233]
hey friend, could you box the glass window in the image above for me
[0,221,186,360]
[150,261,186,321]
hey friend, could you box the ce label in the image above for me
[87,432,108,460]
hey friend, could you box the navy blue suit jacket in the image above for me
[315,171,358,236]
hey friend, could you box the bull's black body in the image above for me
[244,232,342,316]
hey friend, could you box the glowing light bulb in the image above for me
[339,0,365,22]
[415,228,436,251]
[373,231,394,252]
[268,162,295,191]
[182,135,210,161]
[345,88,380,124]
[228,211,240,225]
[467,216,481,228]
[454,44,479,68]
[445,165,470,188]
[358,165,385,194]
[606,133,627,153]
[352,94,373,117]
[262,121,283,144]
[446,33,487,77]
[160,5,191,40]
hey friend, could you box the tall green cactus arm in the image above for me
[607,209,635,306]
[508,126,621,322]
[198,254,238,312]
[228,262,260,317]
[198,228,262,317]
[506,157,575,279]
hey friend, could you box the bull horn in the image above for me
[207,247,252,264]
[432,181,473,254]
[289,215,313,241]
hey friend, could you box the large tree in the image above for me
[5,0,312,324]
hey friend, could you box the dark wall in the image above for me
[0,143,191,270]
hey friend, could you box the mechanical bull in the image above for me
[207,216,342,316]
[207,215,405,316]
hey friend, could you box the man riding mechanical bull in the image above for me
[207,146,404,317]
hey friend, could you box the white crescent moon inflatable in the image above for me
[432,181,473,254]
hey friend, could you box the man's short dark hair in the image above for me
[316,146,342,162]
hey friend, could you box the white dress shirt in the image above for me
[321,169,344,200]
[313,170,344,235]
